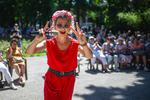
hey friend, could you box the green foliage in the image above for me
[0,0,57,27]
[142,9,150,24]
[0,40,10,52]
[104,15,110,27]
[22,39,46,57]
[117,12,142,27]
[0,39,9,59]
[87,11,97,21]
[0,0,150,31]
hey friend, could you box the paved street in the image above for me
[0,56,150,100]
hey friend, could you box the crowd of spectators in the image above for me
[82,26,150,72]
[0,23,40,39]
[0,23,150,74]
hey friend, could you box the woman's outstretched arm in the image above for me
[26,35,46,54]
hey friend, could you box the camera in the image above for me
[45,30,58,39]
[45,32,51,39]
[30,30,58,39]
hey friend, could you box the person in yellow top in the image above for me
[6,39,25,86]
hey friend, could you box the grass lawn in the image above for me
[0,38,46,58]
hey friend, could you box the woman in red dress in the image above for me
[26,10,92,100]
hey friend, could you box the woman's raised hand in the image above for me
[70,22,87,46]
[43,20,54,39]
[43,20,54,32]
[33,28,45,42]
[34,21,53,41]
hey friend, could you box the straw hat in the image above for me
[89,36,94,39]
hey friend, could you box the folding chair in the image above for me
[8,58,28,80]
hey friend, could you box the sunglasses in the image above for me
[56,24,70,29]
[12,42,17,45]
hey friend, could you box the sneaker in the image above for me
[102,69,107,73]
[144,67,149,71]
[10,83,17,90]
[19,78,25,87]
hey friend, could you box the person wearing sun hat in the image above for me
[87,36,102,70]
[100,36,120,72]
[115,37,132,68]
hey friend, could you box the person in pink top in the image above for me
[26,10,92,100]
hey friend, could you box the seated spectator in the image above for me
[131,38,148,71]
[88,36,109,72]
[0,51,17,90]
[100,37,120,72]
[115,37,132,68]
[87,36,102,70]
[6,39,25,85]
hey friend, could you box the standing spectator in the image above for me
[10,23,22,48]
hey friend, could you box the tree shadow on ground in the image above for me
[74,71,150,100]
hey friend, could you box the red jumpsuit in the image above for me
[44,36,79,100]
